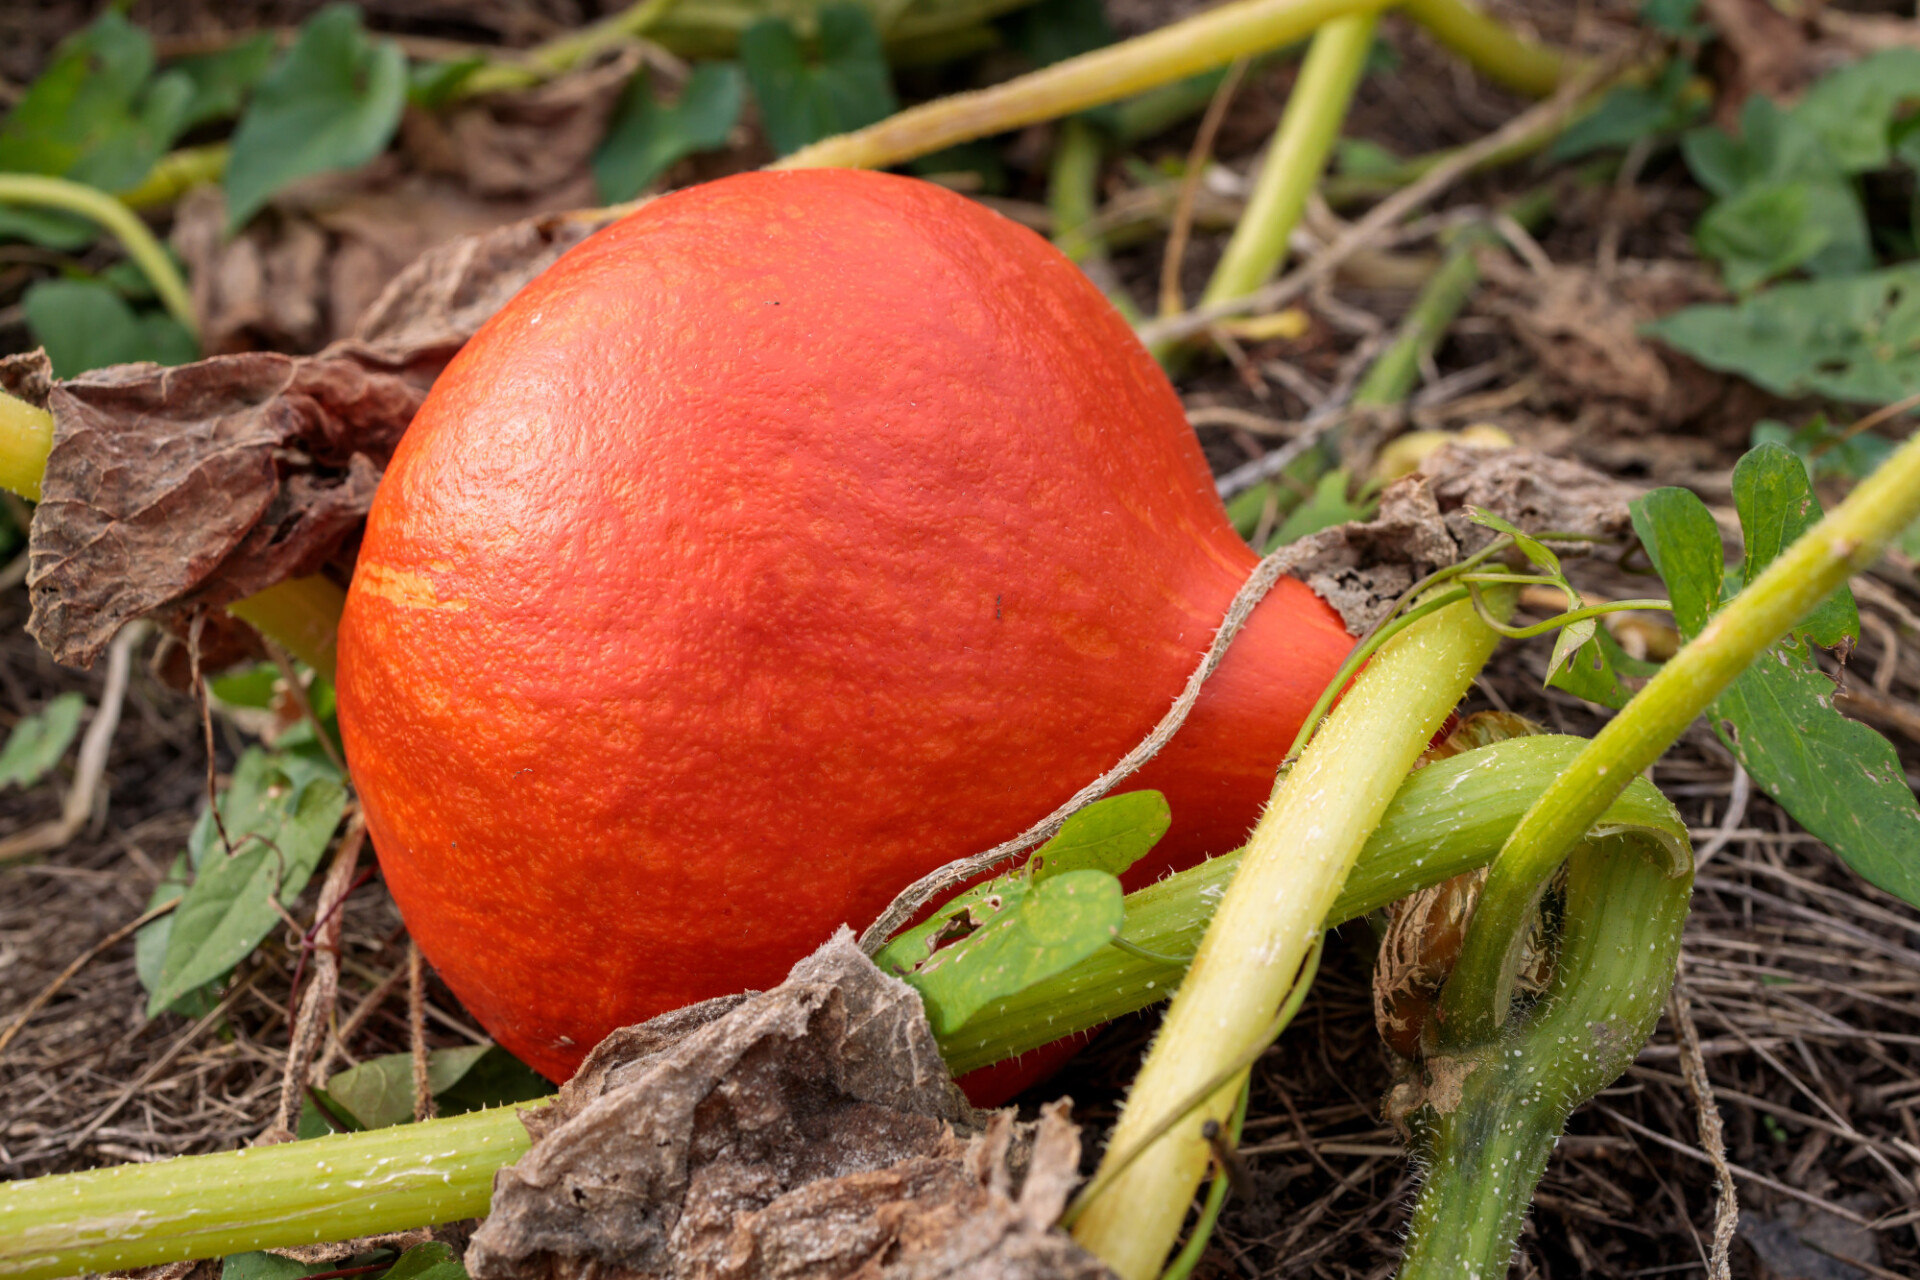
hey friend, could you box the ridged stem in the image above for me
[1199,12,1377,307]
[1071,593,1504,1280]
[0,175,197,337]
[1441,428,1920,1044]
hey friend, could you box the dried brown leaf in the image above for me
[23,207,620,669]
[467,929,1110,1280]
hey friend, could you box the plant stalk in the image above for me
[774,0,1389,172]
[0,391,54,503]
[1442,428,1920,1044]
[1070,592,1505,1280]
[0,734,1683,1280]
[1398,0,1568,97]
[1199,12,1377,308]
[0,175,197,338]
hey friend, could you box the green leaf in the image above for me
[1641,0,1706,38]
[1712,644,1920,908]
[1550,61,1700,162]
[23,280,198,378]
[1629,487,1723,638]
[146,750,348,1015]
[1750,415,1897,484]
[323,1045,554,1130]
[1334,138,1405,179]
[224,4,407,230]
[172,34,278,128]
[1694,180,1837,293]
[1030,789,1170,880]
[381,1243,470,1280]
[209,662,282,709]
[904,869,1123,1036]
[1730,444,1859,648]
[593,63,745,203]
[0,692,84,789]
[1644,262,1920,405]
[1791,49,1920,175]
[222,1253,336,1280]
[135,853,220,1019]
[0,12,179,189]
[1547,624,1634,710]
[1270,469,1377,547]
[740,5,897,158]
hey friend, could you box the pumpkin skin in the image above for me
[335,169,1354,1086]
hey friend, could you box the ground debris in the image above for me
[15,207,619,670]
[468,929,1110,1280]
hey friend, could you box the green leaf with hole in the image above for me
[23,280,198,378]
[904,869,1123,1036]
[1030,789,1170,879]
[0,692,84,789]
[740,5,896,157]
[224,4,406,229]
[594,63,744,203]
[147,750,347,1015]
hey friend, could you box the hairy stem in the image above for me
[1199,12,1377,307]
[0,734,1686,1280]
[774,0,1388,171]
[1398,0,1568,97]
[0,175,197,337]
[1442,428,1920,1043]
[1070,593,1505,1280]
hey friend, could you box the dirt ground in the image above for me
[5,2,1920,1278]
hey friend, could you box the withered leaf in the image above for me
[466,929,1111,1280]
[22,205,621,669]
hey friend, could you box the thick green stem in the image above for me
[1199,12,1377,308]
[226,576,348,682]
[1398,0,1567,97]
[774,0,1387,171]
[0,735,1685,1280]
[458,0,679,95]
[1071,593,1504,1280]
[1400,830,1692,1277]
[1442,429,1920,1044]
[0,391,54,503]
[118,144,230,211]
[0,175,197,338]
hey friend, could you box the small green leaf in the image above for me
[1712,643,1920,908]
[172,34,278,128]
[905,869,1123,1036]
[433,1045,556,1114]
[209,662,282,709]
[1546,615,1597,681]
[1629,487,1724,639]
[135,853,222,1019]
[593,63,745,203]
[1694,180,1837,293]
[0,692,84,789]
[224,5,407,230]
[1030,789,1170,880]
[1468,507,1562,577]
[1270,469,1377,547]
[23,280,198,378]
[740,6,897,158]
[1004,0,1114,67]
[1547,625,1634,710]
[381,1243,470,1280]
[1550,61,1700,162]
[147,750,347,1015]
[1334,138,1405,179]
[323,1045,554,1130]
[1730,443,1859,649]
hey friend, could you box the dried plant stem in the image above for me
[272,820,369,1139]
[1199,13,1377,309]
[0,622,147,867]
[776,0,1389,172]
[408,944,437,1123]
[1670,974,1736,1280]
[1071,593,1504,1280]
[1160,57,1249,318]
[0,175,197,337]
[0,896,179,1063]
